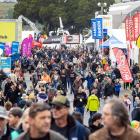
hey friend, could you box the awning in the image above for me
[100,35,127,49]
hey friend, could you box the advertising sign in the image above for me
[96,18,103,39]
[0,22,16,42]
[63,35,80,44]
[91,18,103,39]
[21,38,28,57]
[5,43,11,56]
[27,36,33,57]
[21,35,33,57]
[0,42,5,56]
[125,16,130,41]
[91,19,97,39]
[11,41,19,54]
[113,48,133,83]
[0,57,11,75]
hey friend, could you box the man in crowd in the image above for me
[8,107,23,131]
[16,103,66,140]
[51,95,89,140]
[0,106,11,140]
[89,99,140,140]
[86,89,100,118]
[131,101,140,121]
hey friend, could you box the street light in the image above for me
[97,2,107,15]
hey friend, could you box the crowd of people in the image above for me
[0,45,140,140]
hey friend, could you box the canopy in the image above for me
[100,35,127,49]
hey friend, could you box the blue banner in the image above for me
[12,41,19,54]
[0,42,5,56]
[91,19,97,39]
[96,18,103,39]
[0,57,11,75]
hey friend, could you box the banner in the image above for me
[0,42,5,56]
[12,41,19,54]
[91,19,97,39]
[5,43,11,56]
[21,35,33,57]
[96,18,103,39]
[133,12,140,40]
[27,35,33,57]
[125,16,130,41]
[21,38,28,57]
[125,16,135,41]
[0,57,11,75]
[113,48,133,83]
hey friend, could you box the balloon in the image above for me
[131,121,140,129]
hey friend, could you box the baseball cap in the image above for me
[52,95,70,107]
[0,106,8,119]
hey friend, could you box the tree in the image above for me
[14,0,115,33]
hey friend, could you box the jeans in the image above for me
[76,107,84,116]
[90,111,97,118]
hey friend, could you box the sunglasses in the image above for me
[52,105,65,110]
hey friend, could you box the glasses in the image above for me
[51,105,65,110]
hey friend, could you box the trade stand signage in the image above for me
[125,12,140,42]
[96,18,103,39]
[0,42,5,56]
[91,19,97,39]
[12,41,19,54]
[133,12,140,40]
[0,57,11,75]
[91,18,103,39]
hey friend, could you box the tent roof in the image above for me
[101,35,127,49]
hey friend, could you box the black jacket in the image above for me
[51,115,90,140]
[104,83,115,97]
[131,107,140,121]
[0,125,11,140]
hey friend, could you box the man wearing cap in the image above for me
[0,106,11,140]
[51,95,89,140]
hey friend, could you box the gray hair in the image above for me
[107,98,129,127]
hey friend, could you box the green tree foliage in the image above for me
[14,0,115,33]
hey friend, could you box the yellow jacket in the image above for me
[86,94,100,112]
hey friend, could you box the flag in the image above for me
[113,48,133,83]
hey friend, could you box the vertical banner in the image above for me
[0,57,11,75]
[91,19,97,39]
[27,35,33,57]
[21,35,33,57]
[96,18,103,39]
[125,16,130,41]
[0,42,5,56]
[5,43,11,56]
[133,12,140,40]
[12,41,19,54]
[125,16,135,41]
[21,38,28,57]
[113,48,133,83]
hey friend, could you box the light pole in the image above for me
[97,2,107,15]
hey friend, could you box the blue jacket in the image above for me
[114,83,121,92]
[86,75,94,89]
[51,115,89,140]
